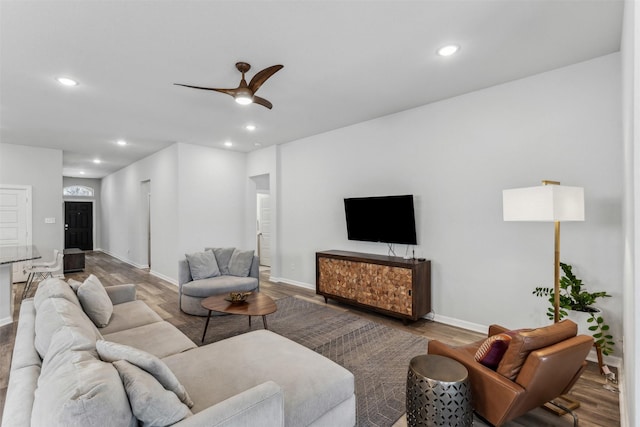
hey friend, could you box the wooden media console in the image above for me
[316,250,431,322]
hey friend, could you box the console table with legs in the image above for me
[316,250,431,322]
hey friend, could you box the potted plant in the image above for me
[533,262,615,356]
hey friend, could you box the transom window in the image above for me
[63,185,94,197]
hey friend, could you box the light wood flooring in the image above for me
[0,251,621,426]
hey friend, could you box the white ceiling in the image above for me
[0,1,624,178]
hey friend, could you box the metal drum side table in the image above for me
[406,354,473,427]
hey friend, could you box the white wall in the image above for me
[177,143,248,257]
[0,143,64,260]
[622,0,638,425]
[101,144,178,281]
[275,54,623,349]
[63,177,102,249]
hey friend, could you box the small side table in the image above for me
[63,248,85,273]
[406,354,473,427]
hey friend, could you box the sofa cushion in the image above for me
[67,278,83,292]
[114,360,192,427]
[34,278,80,310]
[228,249,255,277]
[474,333,512,370]
[209,247,235,275]
[104,321,197,358]
[98,300,163,335]
[31,355,136,427]
[162,330,354,426]
[40,326,101,378]
[96,340,194,408]
[497,320,578,380]
[77,274,113,327]
[185,250,220,280]
[34,297,101,359]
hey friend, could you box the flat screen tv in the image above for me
[344,195,417,245]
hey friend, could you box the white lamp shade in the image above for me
[503,185,584,222]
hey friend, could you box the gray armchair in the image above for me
[178,254,260,316]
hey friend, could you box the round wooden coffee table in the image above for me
[200,292,277,343]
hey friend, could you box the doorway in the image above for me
[141,180,151,268]
[64,201,93,250]
[257,193,271,267]
[0,185,32,282]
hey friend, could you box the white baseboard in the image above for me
[0,316,13,327]
[431,313,487,334]
[150,270,177,286]
[269,276,315,291]
[98,250,147,269]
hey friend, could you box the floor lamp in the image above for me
[502,180,585,323]
[503,180,585,417]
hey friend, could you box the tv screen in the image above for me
[344,195,417,245]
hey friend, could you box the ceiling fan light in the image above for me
[234,88,254,105]
[235,95,253,105]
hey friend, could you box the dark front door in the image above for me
[65,202,93,250]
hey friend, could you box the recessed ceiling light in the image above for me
[117,140,127,146]
[245,124,256,131]
[437,45,460,57]
[224,141,233,147]
[79,171,85,175]
[93,159,101,164]
[56,77,78,86]
[254,142,262,147]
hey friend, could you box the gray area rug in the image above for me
[197,296,428,427]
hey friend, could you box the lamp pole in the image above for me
[542,180,562,323]
[554,220,561,323]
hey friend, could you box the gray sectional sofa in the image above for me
[179,247,260,316]
[2,277,356,426]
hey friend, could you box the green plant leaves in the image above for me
[534,262,615,356]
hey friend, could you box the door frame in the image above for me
[0,184,32,283]
[63,199,96,250]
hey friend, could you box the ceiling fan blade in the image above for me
[174,84,238,97]
[248,65,283,93]
[253,96,273,110]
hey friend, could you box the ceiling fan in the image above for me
[174,62,283,109]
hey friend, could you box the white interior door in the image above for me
[0,186,32,282]
[258,194,271,267]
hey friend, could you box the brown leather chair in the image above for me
[428,320,593,426]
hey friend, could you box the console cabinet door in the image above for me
[317,257,358,301]
[358,264,412,316]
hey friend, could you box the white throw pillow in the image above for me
[77,274,113,327]
[113,360,192,427]
[96,340,194,408]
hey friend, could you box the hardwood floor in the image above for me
[0,251,621,426]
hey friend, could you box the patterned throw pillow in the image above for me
[474,333,512,370]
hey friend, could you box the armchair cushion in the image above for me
[228,249,255,277]
[496,320,578,380]
[185,251,220,280]
[474,333,511,370]
[209,247,235,275]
